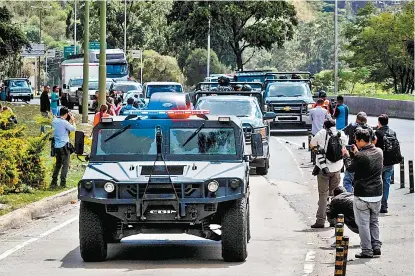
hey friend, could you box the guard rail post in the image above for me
[334,247,345,276]
[341,236,349,276]
[400,158,405,188]
[409,160,414,193]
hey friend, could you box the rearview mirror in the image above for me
[251,133,264,157]
[75,131,85,155]
[263,112,276,120]
[63,84,67,89]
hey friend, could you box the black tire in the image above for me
[247,198,251,243]
[79,201,107,262]
[79,104,83,114]
[256,159,269,175]
[221,198,248,262]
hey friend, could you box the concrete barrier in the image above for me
[339,96,414,120]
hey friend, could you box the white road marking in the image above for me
[275,137,304,176]
[303,250,316,275]
[0,216,78,261]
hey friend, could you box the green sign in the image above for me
[63,45,81,59]
[88,41,107,50]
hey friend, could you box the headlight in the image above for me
[230,179,241,189]
[207,180,219,192]
[254,127,267,139]
[104,182,115,193]
[83,181,93,190]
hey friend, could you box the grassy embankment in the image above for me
[0,102,92,216]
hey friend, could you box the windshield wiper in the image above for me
[236,115,250,117]
[292,94,303,97]
[104,124,131,143]
[182,123,205,147]
[271,94,284,97]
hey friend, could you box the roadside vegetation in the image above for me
[0,102,91,216]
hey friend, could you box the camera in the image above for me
[66,112,73,122]
[313,146,330,175]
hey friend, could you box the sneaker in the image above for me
[311,223,325,229]
[380,209,388,214]
[373,248,381,256]
[355,252,374,258]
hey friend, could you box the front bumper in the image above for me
[270,114,311,129]
[9,93,32,98]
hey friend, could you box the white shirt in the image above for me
[310,127,347,173]
[309,106,331,136]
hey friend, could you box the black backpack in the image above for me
[382,129,402,165]
[325,130,343,162]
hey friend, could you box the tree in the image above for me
[0,6,30,77]
[168,1,298,70]
[183,48,225,86]
[344,2,414,94]
[129,50,183,83]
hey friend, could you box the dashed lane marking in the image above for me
[303,250,316,275]
[0,216,78,261]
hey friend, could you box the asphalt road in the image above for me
[1,100,410,275]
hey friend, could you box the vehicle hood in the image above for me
[69,87,79,92]
[82,161,247,182]
[265,96,313,104]
[238,116,264,128]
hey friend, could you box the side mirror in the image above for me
[75,131,85,155]
[263,112,276,120]
[250,133,264,157]
[63,84,67,89]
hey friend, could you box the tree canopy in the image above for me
[168,1,298,70]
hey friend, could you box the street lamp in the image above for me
[31,5,52,93]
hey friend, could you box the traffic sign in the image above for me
[63,45,80,59]
[131,50,142,59]
[46,49,56,58]
[21,43,45,57]
[89,41,100,50]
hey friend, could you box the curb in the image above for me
[0,188,78,233]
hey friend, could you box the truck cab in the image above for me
[75,110,262,262]
[3,78,33,102]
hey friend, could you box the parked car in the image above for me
[109,81,142,99]
[3,78,33,102]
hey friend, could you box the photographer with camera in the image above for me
[51,107,76,189]
[310,119,347,228]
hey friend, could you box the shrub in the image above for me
[0,112,49,195]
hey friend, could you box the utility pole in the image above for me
[98,0,107,106]
[38,10,41,94]
[74,0,77,54]
[82,0,90,123]
[124,0,127,53]
[207,5,211,79]
[334,0,339,95]
[140,49,143,84]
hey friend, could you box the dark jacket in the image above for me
[344,144,383,197]
[40,91,50,112]
[375,126,397,166]
[327,192,358,233]
[343,122,375,145]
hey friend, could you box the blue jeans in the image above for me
[381,165,394,210]
[343,170,354,193]
[52,107,59,117]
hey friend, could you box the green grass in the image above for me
[0,102,91,216]
[363,94,415,101]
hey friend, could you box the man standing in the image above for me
[342,128,383,258]
[310,119,347,228]
[333,95,349,130]
[374,114,402,213]
[40,85,51,133]
[51,107,76,188]
[342,112,373,192]
[309,99,331,136]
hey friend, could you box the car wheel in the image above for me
[247,198,251,243]
[221,198,248,262]
[256,160,269,175]
[79,201,107,262]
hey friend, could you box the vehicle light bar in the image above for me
[218,117,231,122]
[123,110,210,116]
[101,117,113,123]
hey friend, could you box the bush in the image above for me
[0,111,49,195]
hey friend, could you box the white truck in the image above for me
[61,61,99,109]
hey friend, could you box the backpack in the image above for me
[325,130,343,162]
[382,129,402,165]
